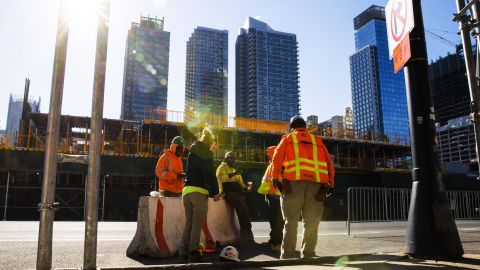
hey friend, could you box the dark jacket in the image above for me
[185,141,219,197]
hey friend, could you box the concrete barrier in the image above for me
[127,196,240,258]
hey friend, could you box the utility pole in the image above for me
[404,0,463,257]
[454,0,480,180]
[83,0,110,269]
[36,1,69,269]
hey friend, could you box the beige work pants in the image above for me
[179,192,208,256]
[281,181,324,259]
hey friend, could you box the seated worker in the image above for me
[216,151,255,244]
[257,146,283,252]
[155,136,186,197]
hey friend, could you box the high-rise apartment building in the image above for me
[349,5,409,143]
[236,17,300,122]
[185,27,228,124]
[430,52,471,126]
[6,94,40,144]
[121,16,170,122]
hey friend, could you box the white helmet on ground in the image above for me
[219,246,240,262]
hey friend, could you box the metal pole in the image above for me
[84,1,110,269]
[455,0,480,179]
[3,171,10,221]
[36,1,69,269]
[102,175,106,221]
[405,0,463,258]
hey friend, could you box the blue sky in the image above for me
[0,0,461,129]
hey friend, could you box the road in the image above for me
[0,221,479,269]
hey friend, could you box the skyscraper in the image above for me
[6,94,40,144]
[185,27,228,124]
[349,5,409,143]
[236,17,300,122]
[121,16,170,122]
[430,51,471,126]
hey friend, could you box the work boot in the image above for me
[301,252,317,259]
[271,244,281,252]
[240,229,255,244]
[188,251,208,263]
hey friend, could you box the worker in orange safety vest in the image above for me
[257,146,283,252]
[155,136,186,197]
[271,116,335,259]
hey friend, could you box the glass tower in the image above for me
[121,16,170,122]
[349,5,409,143]
[236,17,300,122]
[185,27,228,124]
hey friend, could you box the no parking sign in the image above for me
[386,0,415,72]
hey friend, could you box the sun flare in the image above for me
[63,0,103,28]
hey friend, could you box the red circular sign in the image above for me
[390,0,408,42]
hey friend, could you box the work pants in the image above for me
[179,192,208,256]
[224,192,252,231]
[281,181,324,259]
[266,194,284,245]
[162,190,181,197]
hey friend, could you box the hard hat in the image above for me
[219,246,240,262]
[224,151,236,160]
[289,115,306,130]
[171,136,185,146]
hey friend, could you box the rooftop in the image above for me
[354,5,385,30]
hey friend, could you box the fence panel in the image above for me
[347,187,480,235]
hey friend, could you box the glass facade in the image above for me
[6,94,40,143]
[185,27,228,123]
[350,5,409,143]
[236,17,300,122]
[121,16,170,122]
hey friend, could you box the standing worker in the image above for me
[257,146,283,252]
[179,128,221,263]
[272,116,335,259]
[216,151,255,244]
[155,136,186,197]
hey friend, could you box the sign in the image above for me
[386,0,415,58]
[393,34,411,73]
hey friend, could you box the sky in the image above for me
[0,0,462,130]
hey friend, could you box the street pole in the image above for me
[455,0,480,179]
[36,1,69,269]
[404,0,463,258]
[84,0,110,269]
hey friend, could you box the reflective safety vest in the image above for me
[257,163,281,196]
[273,128,334,186]
[156,149,184,193]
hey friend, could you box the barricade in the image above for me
[347,187,480,235]
[127,196,240,258]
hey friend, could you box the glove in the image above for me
[281,179,292,194]
[314,184,332,202]
[272,179,283,193]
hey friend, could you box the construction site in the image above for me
[2,108,473,222]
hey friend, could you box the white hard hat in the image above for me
[219,246,240,262]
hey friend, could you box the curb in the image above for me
[96,253,372,270]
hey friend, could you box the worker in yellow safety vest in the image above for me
[257,146,283,252]
[271,116,335,259]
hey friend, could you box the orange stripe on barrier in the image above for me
[155,200,171,255]
[202,222,216,250]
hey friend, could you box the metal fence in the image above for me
[347,187,480,235]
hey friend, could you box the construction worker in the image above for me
[272,116,335,259]
[155,136,186,197]
[179,128,221,263]
[216,151,255,244]
[257,146,283,252]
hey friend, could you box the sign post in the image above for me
[386,0,464,257]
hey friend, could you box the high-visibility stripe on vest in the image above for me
[283,131,329,183]
[257,163,281,196]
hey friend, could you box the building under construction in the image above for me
[0,110,474,221]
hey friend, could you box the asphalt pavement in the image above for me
[0,221,479,269]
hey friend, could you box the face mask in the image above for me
[175,146,184,157]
